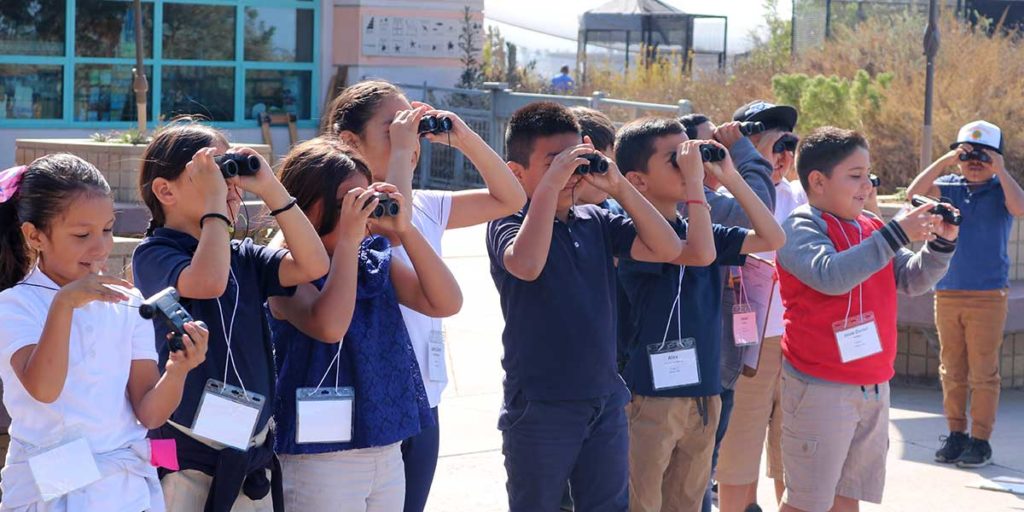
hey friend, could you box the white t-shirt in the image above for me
[753,179,809,337]
[0,267,160,511]
[392,190,453,408]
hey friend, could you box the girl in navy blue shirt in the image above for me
[266,137,462,511]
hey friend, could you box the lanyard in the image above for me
[825,213,864,328]
[310,338,343,393]
[216,268,248,398]
[656,265,686,351]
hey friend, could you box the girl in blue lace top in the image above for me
[266,138,463,511]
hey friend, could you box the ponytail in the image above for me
[0,199,30,291]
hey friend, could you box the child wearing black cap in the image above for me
[908,120,1024,468]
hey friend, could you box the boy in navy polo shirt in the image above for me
[614,117,785,511]
[907,120,1024,467]
[487,102,684,512]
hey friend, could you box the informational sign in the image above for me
[361,15,469,58]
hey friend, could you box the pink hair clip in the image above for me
[0,165,28,204]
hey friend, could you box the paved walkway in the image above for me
[426,224,1024,511]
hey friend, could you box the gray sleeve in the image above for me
[776,208,906,296]
[892,243,955,296]
[707,139,776,229]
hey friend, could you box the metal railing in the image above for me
[396,82,692,190]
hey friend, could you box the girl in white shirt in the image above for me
[0,154,208,511]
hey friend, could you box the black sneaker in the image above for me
[957,438,993,468]
[744,505,764,512]
[934,431,969,463]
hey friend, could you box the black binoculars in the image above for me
[958,149,992,164]
[139,287,206,353]
[575,154,609,175]
[215,154,261,179]
[911,195,963,226]
[418,116,453,135]
[738,121,766,136]
[366,192,400,218]
[699,144,727,163]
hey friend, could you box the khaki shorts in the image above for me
[780,368,889,512]
[717,336,785,485]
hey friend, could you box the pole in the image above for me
[132,0,148,134]
[921,0,940,170]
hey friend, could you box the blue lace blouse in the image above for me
[269,235,434,455]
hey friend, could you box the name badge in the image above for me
[732,304,760,346]
[296,387,354,444]
[192,379,264,450]
[647,338,700,390]
[428,329,447,382]
[28,437,102,501]
[832,312,883,363]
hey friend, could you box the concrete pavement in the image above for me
[426,224,1024,512]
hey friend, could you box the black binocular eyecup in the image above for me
[418,115,453,135]
[738,121,766,136]
[215,154,261,178]
[958,150,992,164]
[575,154,609,175]
[367,192,400,218]
[699,144,727,163]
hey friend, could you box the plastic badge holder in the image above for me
[192,379,263,450]
[832,312,883,364]
[296,387,355,444]
[647,337,701,391]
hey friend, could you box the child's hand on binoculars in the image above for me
[411,101,473,149]
[390,106,429,160]
[337,187,377,249]
[165,321,209,376]
[229,147,277,198]
[367,183,411,236]
[187,148,229,214]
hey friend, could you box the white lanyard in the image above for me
[656,265,686,351]
[825,213,864,327]
[215,268,247,396]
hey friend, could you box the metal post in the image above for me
[825,0,833,40]
[132,0,148,134]
[921,0,940,170]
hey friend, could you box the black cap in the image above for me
[733,101,799,133]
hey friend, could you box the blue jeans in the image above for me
[401,407,440,512]
[702,388,736,512]
[500,386,630,512]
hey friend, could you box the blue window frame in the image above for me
[0,0,320,129]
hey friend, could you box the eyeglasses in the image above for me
[772,134,799,154]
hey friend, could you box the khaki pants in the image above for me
[280,443,405,512]
[161,424,274,512]
[627,394,721,512]
[936,289,1009,440]
[717,335,785,485]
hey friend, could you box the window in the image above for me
[75,0,153,58]
[163,3,234,61]
[162,66,234,121]
[0,65,63,119]
[244,7,314,62]
[0,1,318,127]
[245,69,311,119]
[0,0,66,56]
[74,65,152,121]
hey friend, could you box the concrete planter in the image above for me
[15,138,271,236]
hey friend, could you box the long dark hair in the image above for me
[277,137,372,236]
[139,117,228,235]
[0,154,110,290]
[322,80,403,137]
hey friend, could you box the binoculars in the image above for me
[669,144,728,168]
[418,115,453,135]
[911,195,962,226]
[575,154,609,175]
[366,192,400,218]
[215,154,261,179]
[958,149,992,164]
[870,174,880,188]
[738,121,766,136]
[139,287,206,353]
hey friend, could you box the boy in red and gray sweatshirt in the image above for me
[776,127,958,512]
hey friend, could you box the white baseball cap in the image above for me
[950,120,1003,154]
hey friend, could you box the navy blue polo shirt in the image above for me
[487,203,637,401]
[936,175,1014,290]
[132,227,295,433]
[618,219,749,398]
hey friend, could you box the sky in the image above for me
[484,0,793,60]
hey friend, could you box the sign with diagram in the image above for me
[361,15,470,58]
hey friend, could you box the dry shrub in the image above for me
[581,11,1024,189]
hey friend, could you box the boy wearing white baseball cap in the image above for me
[907,120,1024,467]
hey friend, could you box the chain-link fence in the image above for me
[396,83,692,191]
[792,0,961,55]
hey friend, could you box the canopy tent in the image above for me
[576,0,728,81]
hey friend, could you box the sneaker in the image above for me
[934,431,969,463]
[744,505,764,512]
[957,438,993,468]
